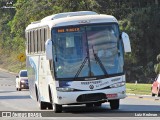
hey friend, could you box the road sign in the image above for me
[17,53,26,62]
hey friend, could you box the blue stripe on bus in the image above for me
[29,57,38,81]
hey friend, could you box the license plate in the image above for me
[106,94,117,98]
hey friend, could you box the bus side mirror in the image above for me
[45,39,53,60]
[121,32,131,53]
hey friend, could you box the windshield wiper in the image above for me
[74,56,88,79]
[92,46,108,76]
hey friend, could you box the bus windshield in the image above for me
[52,23,124,79]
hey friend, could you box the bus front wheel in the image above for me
[109,99,119,110]
[49,88,62,112]
[52,103,62,113]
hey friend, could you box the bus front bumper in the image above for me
[54,86,126,105]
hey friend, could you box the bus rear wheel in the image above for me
[37,94,48,109]
[39,101,48,110]
[109,99,119,110]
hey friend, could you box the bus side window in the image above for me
[27,32,30,53]
[31,31,34,53]
[41,29,45,52]
[30,31,32,53]
[33,31,35,53]
[38,29,41,52]
[34,30,38,53]
[44,28,47,51]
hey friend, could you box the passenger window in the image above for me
[38,29,41,52]
[44,28,47,50]
[41,29,45,52]
[34,30,38,53]
[29,31,32,53]
[27,32,30,53]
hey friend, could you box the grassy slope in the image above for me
[0,49,26,73]
[126,83,152,95]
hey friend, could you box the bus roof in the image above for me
[25,11,118,31]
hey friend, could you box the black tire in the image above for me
[86,103,94,107]
[39,101,48,110]
[110,99,119,110]
[53,103,62,113]
[37,91,47,110]
[18,88,21,91]
[16,88,18,91]
[152,93,155,97]
[47,103,53,109]
[94,102,102,107]
[49,88,62,112]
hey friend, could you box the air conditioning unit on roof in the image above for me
[41,11,98,22]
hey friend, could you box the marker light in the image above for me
[109,82,125,88]
[56,87,74,92]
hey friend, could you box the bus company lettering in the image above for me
[95,81,109,88]
[81,81,101,85]
[111,78,121,82]
[81,81,109,88]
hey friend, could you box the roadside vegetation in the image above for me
[126,83,152,95]
[0,49,26,73]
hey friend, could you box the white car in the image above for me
[16,70,29,91]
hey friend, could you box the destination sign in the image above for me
[57,27,80,33]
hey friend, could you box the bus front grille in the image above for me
[76,93,106,102]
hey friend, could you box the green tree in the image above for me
[53,0,100,13]
[8,0,101,52]
[121,6,160,82]
[0,0,16,52]
[8,0,56,52]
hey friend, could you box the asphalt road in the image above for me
[0,69,160,119]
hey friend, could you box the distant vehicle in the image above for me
[151,75,160,97]
[16,70,29,91]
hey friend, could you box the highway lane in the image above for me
[0,69,160,118]
[0,69,39,111]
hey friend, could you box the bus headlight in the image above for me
[109,82,125,88]
[56,87,74,92]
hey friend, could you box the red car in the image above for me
[151,75,160,97]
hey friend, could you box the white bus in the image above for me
[25,11,131,113]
